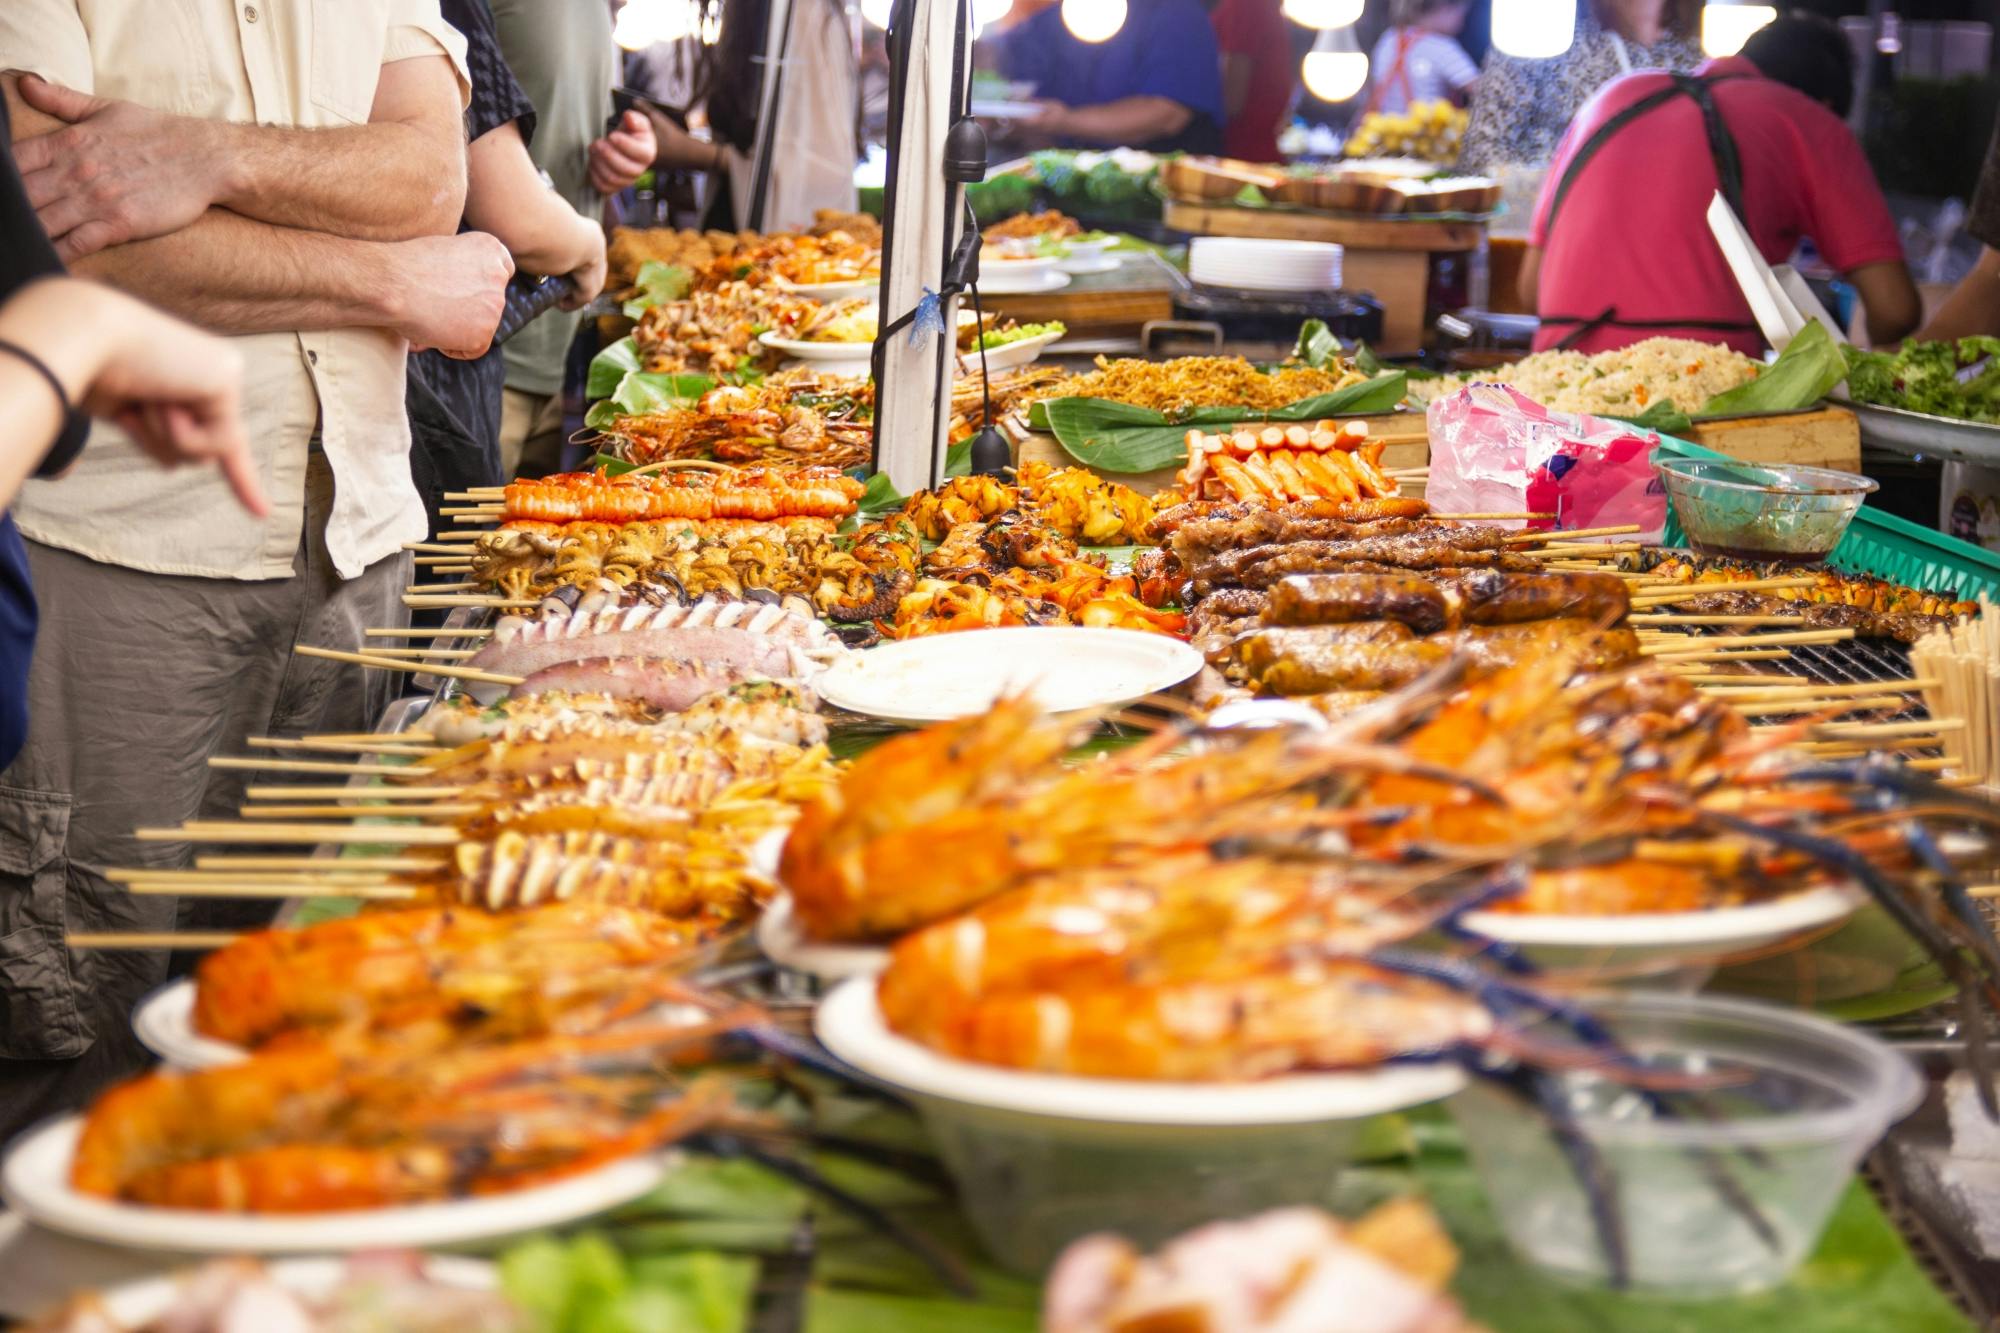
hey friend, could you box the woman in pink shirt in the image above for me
[1519,15,1919,355]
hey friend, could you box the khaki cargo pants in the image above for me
[0,455,408,1139]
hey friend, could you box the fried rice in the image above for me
[1409,338,1763,416]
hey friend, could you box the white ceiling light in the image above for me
[861,0,894,27]
[1701,3,1775,57]
[973,0,1014,25]
[1491,0,1575,58]
[1280,0,1363,31]
[1302,50,1369,101]
[1062,0,1127,43]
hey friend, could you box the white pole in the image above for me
[870,0,969,491]
[744,0,800,230]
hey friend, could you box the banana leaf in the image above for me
[588,336,645,399]
[583,370,718,429]
[1697,320,1848,418]
[622,260,692,318]
[1032,371,1407,473]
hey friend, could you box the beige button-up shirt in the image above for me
[0,1,469,580]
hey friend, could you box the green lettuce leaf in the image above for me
[1040,371,1407,473]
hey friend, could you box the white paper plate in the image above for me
[816,978,1467,1124]
[754,891,889,982]
[788,278,878,303]
[977,267,1072,295]
[2,1117,672,1254]
[85,1255,497,1325]
[1057,255,1121,275]
[132,981,243,1069]
[1461,884,1865,954]
[815,627,1202,724]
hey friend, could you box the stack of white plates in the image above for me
[1188,237,1341,294]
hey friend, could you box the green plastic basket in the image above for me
[1652,434,2000,601]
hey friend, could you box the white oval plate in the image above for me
[85,1255,497,1325]
[956,328,1064,374]
[816,978,1466,1125]
[132,981,243,1070]
[759,330,876,362]
[1460,883,1865,951]
[1056,255,1121,276]
[754,891,889,982]
[788,278,879,303]
[977,253,1062,280]
[815,626,1202,724]
[2,1117,672,1253]
[977,267,1072,295]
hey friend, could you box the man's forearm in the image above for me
[1062,96,1192,146]
[208,120,462,241]
[1918,247,2000,344]
[75,209,404,336]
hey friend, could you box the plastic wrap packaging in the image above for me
[1424,383,1667,540]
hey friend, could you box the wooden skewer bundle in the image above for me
[1910,597,2000,788]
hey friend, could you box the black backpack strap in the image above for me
[1543,74,1752,241]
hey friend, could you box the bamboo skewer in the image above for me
[69,932,240,950]
[406,582,480,594]
[196,855,446,872]
[121,881,419,901]
[210,756,408,776]
[350,647,480,661]
[1695,678,1929,698]
[293,643,525,687]
[1505,525,1644,545]
[1810,718,1965,741]
[1729,696,1910,718]
[1637,629,1855,655]
[1429,511,1555,521]
[241,803,479,819]
[1651,648,1795,663]
[1677,672,1810,685]
[403,596,536,610]
[365,626,493,639]
[1627,614,1804,626]
[1628,577,1818,607]
[247,737,443,756]
[114,867,402,887]
[244,785,463,801]
[137,822,463,846]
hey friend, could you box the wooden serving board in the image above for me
[1681,406,1860,473]
[1164,200,1485,252]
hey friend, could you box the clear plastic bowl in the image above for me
[815,979,1464,1273]
[1656,458,1877,564]
[1450,992,1921,1299]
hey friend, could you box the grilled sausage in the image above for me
[1263,574,1450,634]
[1437,570,1631,627]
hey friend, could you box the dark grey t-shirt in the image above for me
[488,0,617,396]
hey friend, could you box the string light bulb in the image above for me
[1279,0,1362,30]
[1701,4,1775,57]
[1061,0,1128,43]
[1301,49,1369,101]
[1490,0,1575,58]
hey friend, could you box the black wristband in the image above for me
[0,339,91,477]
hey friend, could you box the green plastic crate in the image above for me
[1652,434,2000,601]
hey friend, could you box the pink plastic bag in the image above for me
[1423,384,1667,540]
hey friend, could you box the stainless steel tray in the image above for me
[1841,397,2000,466]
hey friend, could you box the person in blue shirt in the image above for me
[999,0,1227,153]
